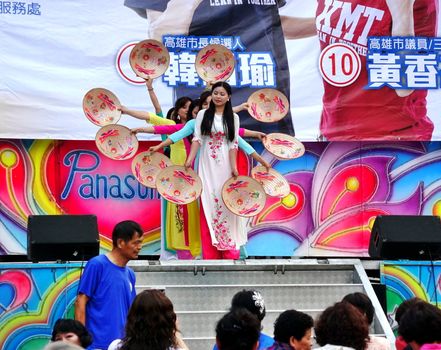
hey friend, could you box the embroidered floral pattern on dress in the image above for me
[175,204,184,233]
[211,194,235,250]
[208,131,225,163]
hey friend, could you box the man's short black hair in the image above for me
[216,308,260,350]
[112,220,143,247]
[273,309,314,343]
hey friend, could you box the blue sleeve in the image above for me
[78,257,102,298]
[259,333,274,349]
[169,119,196,143]
[238,136,255,155]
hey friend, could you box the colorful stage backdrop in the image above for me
[0,263,81,350]
[2,139,441,257]
[380,261,441,334]
[1,1,441,141]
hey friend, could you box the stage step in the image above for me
[135,284,365,311]
[135,269,355,285]
[130,259,394,350]
[181,337,213,350]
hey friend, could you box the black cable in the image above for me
[76,250,86,295]
[427,245,438,307]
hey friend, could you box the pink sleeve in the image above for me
[153,124,185,134]
[239,127,245,137]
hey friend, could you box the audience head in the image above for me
[44,341,84,350]
[395,297,422,325]
[51,318,92,348]
[172,96,192,123]
[231,289,266,321]
[315,302,369,350]
[120,289,178,350]
[216,308,261,350]
[273,310,314,350]
[342,292,375,325]
[398,300,441,350]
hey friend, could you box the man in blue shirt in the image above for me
[74,220,143,350]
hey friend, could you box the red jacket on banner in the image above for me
[316,0,438,141]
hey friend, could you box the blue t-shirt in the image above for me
[78,254,136,349]
[213,331,274,350]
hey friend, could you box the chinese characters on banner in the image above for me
[161,35,276,88]
[367,37,440,90]
[0,1,41,15]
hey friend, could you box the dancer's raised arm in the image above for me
[243,129,266,141]
[120,106,151,121]
[131,126,155,135]
[145,77,162,115]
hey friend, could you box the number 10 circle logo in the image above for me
[319,43,361,87]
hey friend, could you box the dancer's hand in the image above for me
[231,168,239,179]
[233,102,249,114]
[148,145,161,153]
[243,129,267,141]
[261,159,271,172]
[130,127,145,135]
[238,102,249,111]
[255,131,266,141]
[118,105,128,114]
[184,159,192,170]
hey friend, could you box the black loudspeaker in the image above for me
[27,215,100,262]
[369,215,441,260]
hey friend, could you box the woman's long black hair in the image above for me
[200,82,235,142]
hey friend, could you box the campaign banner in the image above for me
[1,1,440,141]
